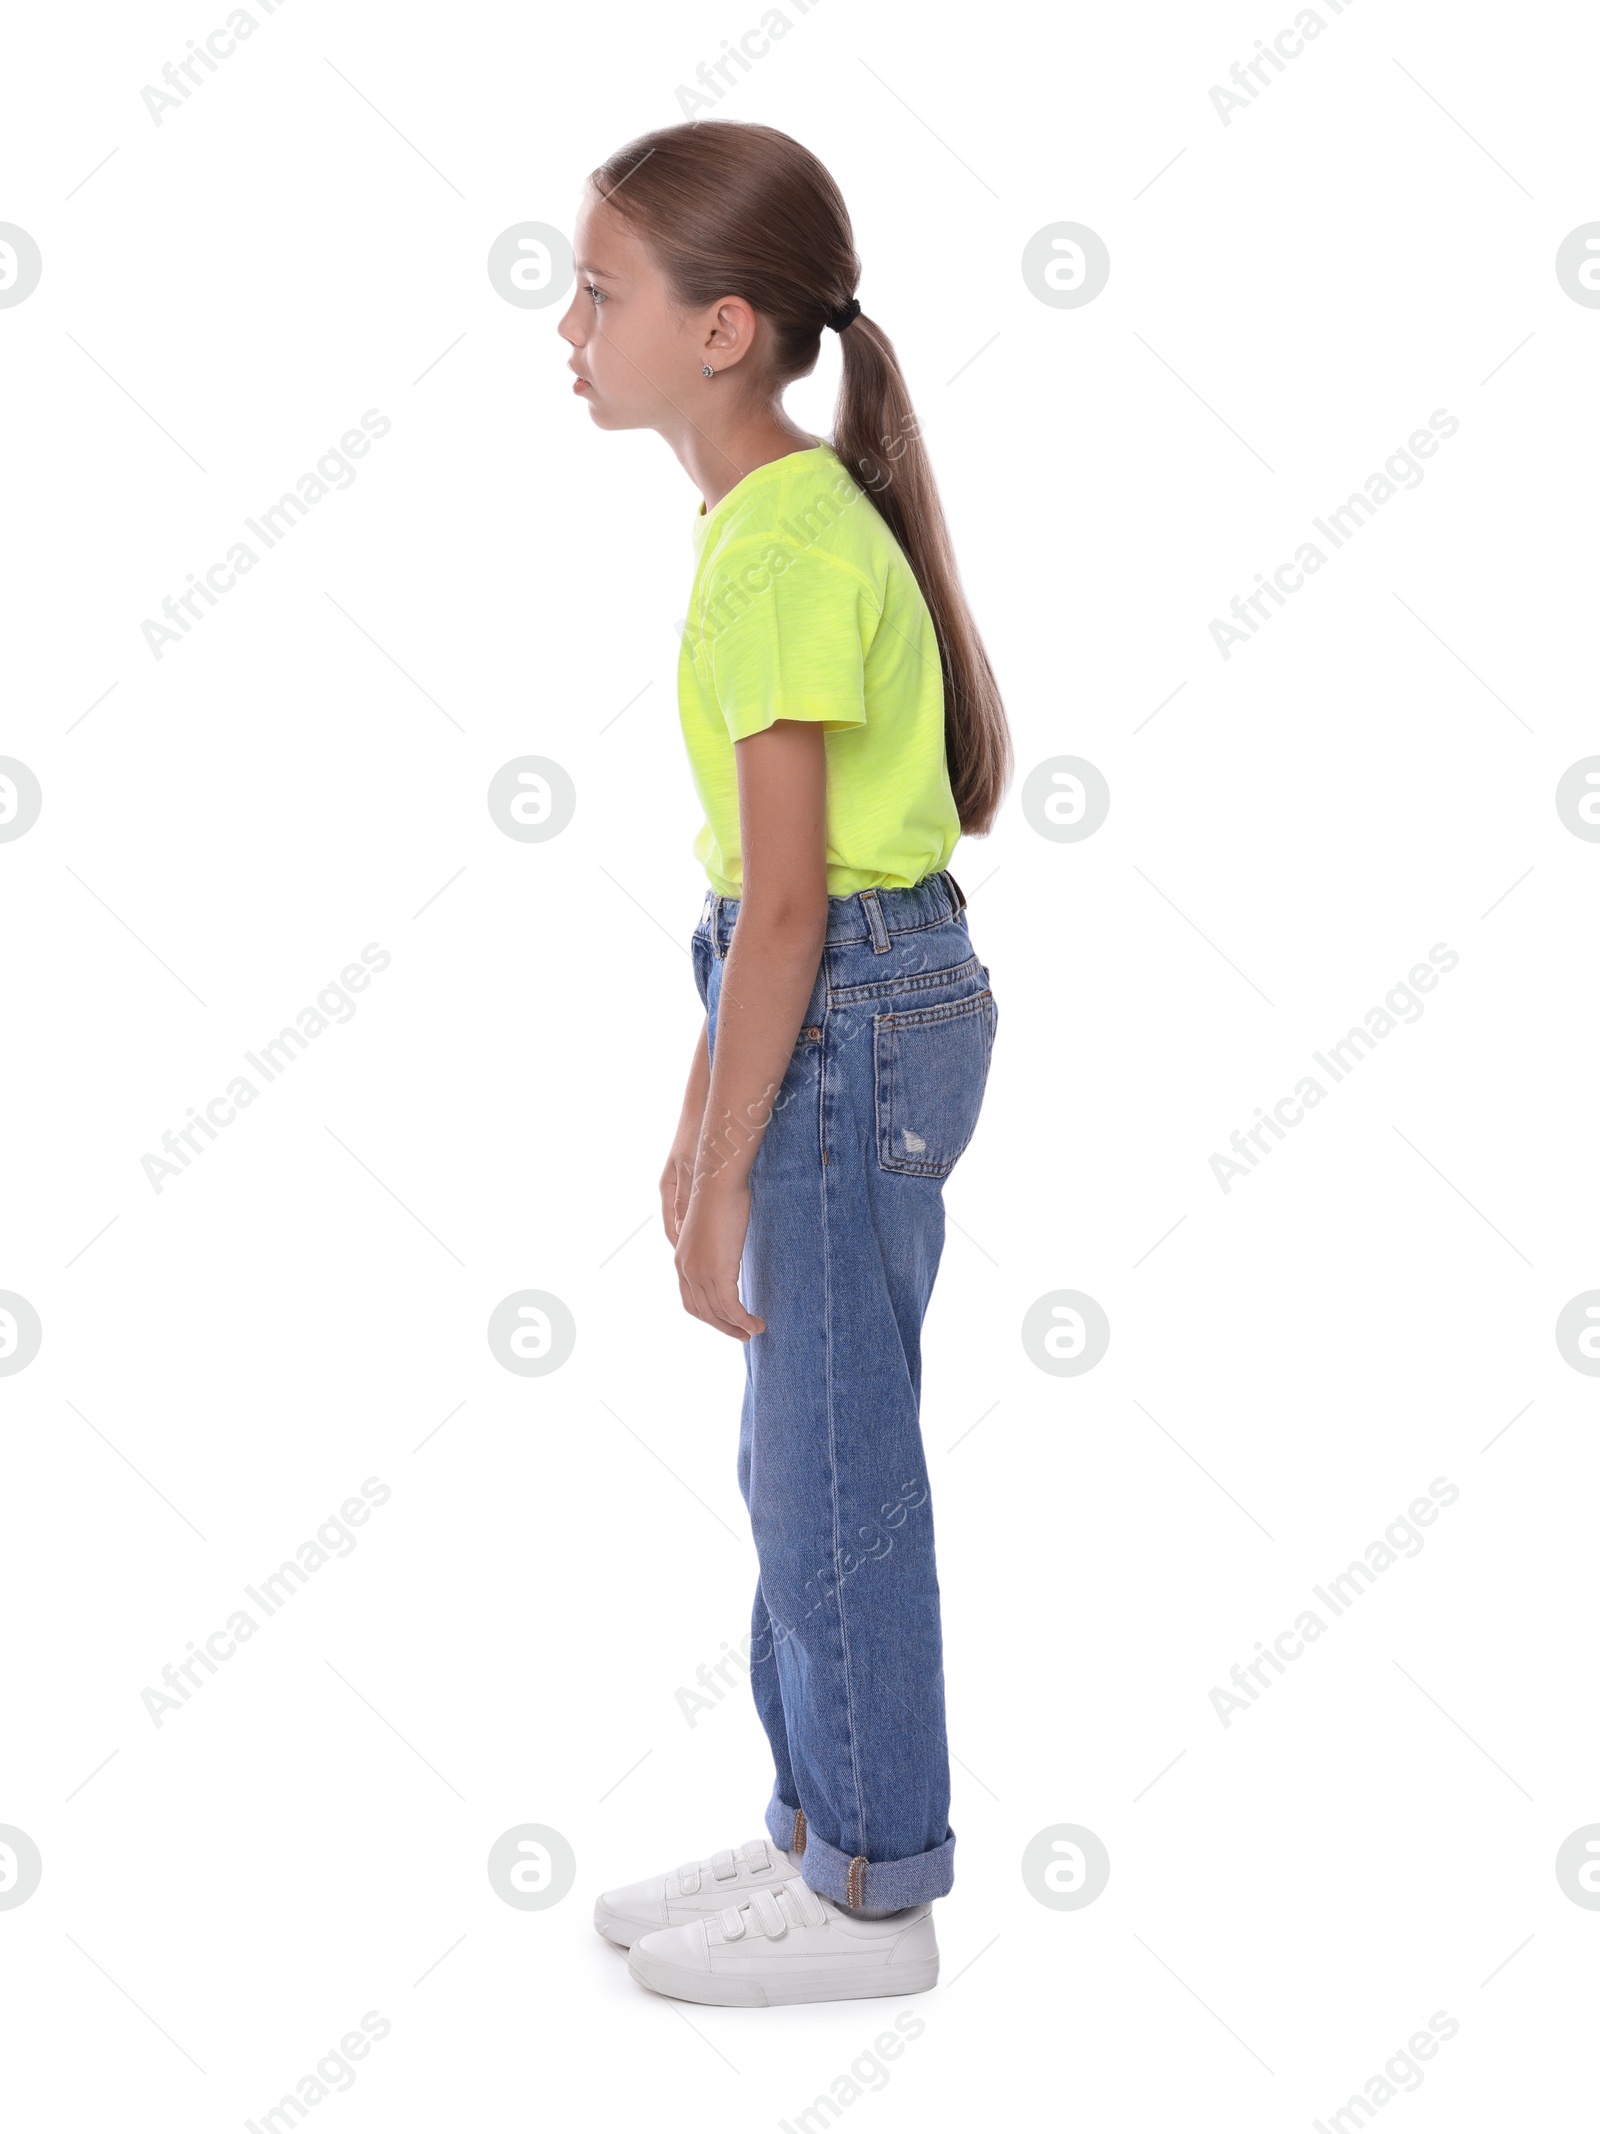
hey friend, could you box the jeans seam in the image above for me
[827,954,982,1006]
[876,988,992,1032]
[819,1092,869,1860]
[815,1001,829,1164]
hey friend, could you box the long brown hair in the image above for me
[590,121,1011,836]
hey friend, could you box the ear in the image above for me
[704,295,760,368]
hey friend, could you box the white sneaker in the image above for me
[593,1837,797,1949]
[628,1875,939,2006]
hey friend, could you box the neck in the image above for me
[671,407,819,512]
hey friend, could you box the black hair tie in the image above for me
[827,297,861,333]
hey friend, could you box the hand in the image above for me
[674,1170,765,1341]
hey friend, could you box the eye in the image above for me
[585,282,609,306]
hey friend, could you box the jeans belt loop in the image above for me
[861,888,891,955]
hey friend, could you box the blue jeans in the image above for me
[691,869,997,1910]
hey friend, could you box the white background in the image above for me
[3,0,1598,2126]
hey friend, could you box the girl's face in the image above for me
[558,190,709,431]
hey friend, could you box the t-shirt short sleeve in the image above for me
[700,539,879,743]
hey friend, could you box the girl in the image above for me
[561,120,1009,2008]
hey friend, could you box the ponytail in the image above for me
[591,120,1012,835]
[832,313,1010,833]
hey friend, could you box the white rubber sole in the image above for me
[627,1947,939,2007]
[593,1897,654,1949]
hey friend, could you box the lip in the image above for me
[568,365,591,393]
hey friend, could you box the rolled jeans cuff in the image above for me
[765,1789,955,1909]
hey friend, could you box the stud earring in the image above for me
[702,363,714,377]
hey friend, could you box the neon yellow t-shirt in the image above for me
[677,440,961,898]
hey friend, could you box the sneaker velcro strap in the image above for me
[780,1878,828,1930]
[749,1889,787,1937]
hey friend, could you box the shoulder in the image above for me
[702,448,891,611]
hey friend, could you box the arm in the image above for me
[673,717,829,1340]
[659,1018,711,1247]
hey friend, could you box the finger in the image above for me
[707,1269,765,1341]
[676,1263,710,1324]
[682,1268,753,1342]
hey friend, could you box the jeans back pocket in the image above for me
[873,989,997,1178]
